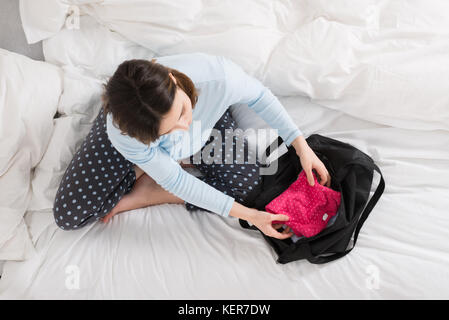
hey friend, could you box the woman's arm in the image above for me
[107,113,233,216]
[221,56,330,187]
[127,145,236,216]
[291,135,331,187]
[220,56,302,147]
[117,143,293,238]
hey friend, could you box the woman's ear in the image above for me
[168,72,177,85]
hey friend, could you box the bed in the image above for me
[1,0,448,299]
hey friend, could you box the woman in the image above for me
[53,52,330,240]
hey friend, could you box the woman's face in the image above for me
[158,73,193,136]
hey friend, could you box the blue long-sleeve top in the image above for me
[106,52,302,217]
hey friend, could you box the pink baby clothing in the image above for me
[265,170,341,238]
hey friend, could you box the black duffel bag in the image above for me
[240,134,385,264]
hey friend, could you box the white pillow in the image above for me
[33,0,281,77]
[263,12,449,131]
[43,15,155,79]
[28,67,104,214]
[19,0,70,44]
[56,66,104,117]
[0,49,63,261]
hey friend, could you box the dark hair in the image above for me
[102,58,199,144]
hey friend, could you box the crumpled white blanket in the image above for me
[1,0,448,299]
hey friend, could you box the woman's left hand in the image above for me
[291,136,331,187]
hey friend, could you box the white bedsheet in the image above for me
[1,100,448,299]
[1,0,448,299]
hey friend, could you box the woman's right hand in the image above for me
[228,202,293,240]
[248,210,293,240]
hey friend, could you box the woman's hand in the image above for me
[291,135,331,187]
[248,210,294,240]
[229,202,293,239]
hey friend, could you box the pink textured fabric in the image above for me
[266,170,342,238]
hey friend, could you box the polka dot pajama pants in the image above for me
[53,109,137,230]
[184,109,262,213]
[53,108,262,230]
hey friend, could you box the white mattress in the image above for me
[1,1,449,299]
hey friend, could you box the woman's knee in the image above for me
[53,208,79,230]
[53,187,95,230]
[53,205,100,230]
[53,202,85,230]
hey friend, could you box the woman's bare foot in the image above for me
[101,172,184,223]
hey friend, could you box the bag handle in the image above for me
[259,136,285,167]
[303,163,385,264]
[239,136,288,230]
[239,219,258,230]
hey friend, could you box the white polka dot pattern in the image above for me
[266,170,341,238]
[53,109,136,230]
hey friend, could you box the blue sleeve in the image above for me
[106,120,235,217]
[220,56,303,146]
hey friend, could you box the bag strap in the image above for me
[259,136,285,167]
[239,136,285,230]
[239,219,258,230]
[305,162,385,264]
